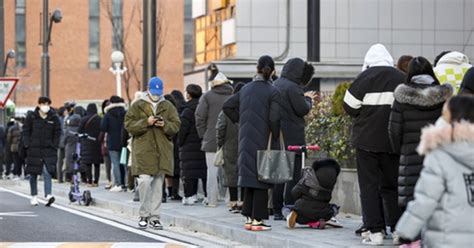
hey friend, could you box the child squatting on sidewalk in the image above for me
[284,158,343,229]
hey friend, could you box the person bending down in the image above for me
[285,159,342,229]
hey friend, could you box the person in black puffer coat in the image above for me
[389,56,453,208]
[23,97,61,206]
[163,94,182,201]
[178,84,207,205]
[272,57,316,220]
[101,96,127,191]
[78,103,103,186]
[223,55,281,231]
[285,159,341,229]
[459,67,474,95]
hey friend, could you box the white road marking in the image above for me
[0,187,196,247]
[0,211,37,217]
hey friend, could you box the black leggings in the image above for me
[229,187,244,202]
[184,178,207,198]
[84,163,100,184]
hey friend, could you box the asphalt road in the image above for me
[0,189,160,243]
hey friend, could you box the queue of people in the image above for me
[1,43,473,248]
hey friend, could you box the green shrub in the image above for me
[305,84,356,168]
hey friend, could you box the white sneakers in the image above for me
[362,231,385,246]
[182,197,195,206]
[110,186,124,192]
[30,196,39,206]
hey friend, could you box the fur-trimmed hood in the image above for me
[417,121,474,169]
[394,83,453,107]
[104,102,126,114]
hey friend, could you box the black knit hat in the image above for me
[257,55,275,71]
[312,158,341,176]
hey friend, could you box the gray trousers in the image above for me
[137,173,165,220]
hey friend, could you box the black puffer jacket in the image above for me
[101,103,126,152]
[389,82,452,206]
[178,98,207,179]
[292,159,340,222]
[78,104,103,165]
[22,108,61,175]
[223,77,281,189]
[274,58,313,148]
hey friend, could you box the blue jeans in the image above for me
[109,150,126,187]
[30,165,52,197]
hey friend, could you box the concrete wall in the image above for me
[235,0,307,59]
[320,0,474,63]
[332,169,361,215]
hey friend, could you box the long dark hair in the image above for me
[406,56,440,84]
[448,95,474,123]
[257,55,275,81]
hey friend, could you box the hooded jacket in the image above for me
[78,104,103,165]
[124,94,180,176]
[64,106,86,173]
[343,44,405,152]
[396,121,474,248]
[195,83,233,152]
[274,58,313,148]
[434,51,472,93]
[101,103,126,152]
[291,159,340,223]
[389,80,452,206]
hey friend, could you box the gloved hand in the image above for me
[399,236,412,245]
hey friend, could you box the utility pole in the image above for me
[41,0,50,97]
[0,0,5,76]
[142,0,156,90]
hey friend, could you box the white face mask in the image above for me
[148,91,160,102]
[40,105,50,113]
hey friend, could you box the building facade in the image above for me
[3,0,184,108]
[184,0,474,91]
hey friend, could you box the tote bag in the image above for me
[257,132,295,184]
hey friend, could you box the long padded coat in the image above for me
[223,78,281,189]
[178,98,207,179]
[22,108,61,175]
[78,104,103,165]
[389,82,452,206]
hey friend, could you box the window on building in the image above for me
[112,0,123,51]
[184,0,194,72]
[194,0,236,65]
[89,0,100,69]
[15,0,26,68]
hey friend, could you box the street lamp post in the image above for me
[109,51,127,97]
[2,49,15,76]
[41,0,62,97]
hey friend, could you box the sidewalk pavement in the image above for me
[0,179,397,248]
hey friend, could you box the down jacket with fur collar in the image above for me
[389,82,452,206]
[396,121,474,248]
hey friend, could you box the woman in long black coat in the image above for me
[389,56,453,208]
[78,103,103,186]
[178,84,207,204]
[223,55,281,231]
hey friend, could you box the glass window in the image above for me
[15,0,26,68]
[112,0,123,51]
[89,0,100,69]
[194,1,236,65]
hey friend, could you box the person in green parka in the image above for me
[124,77,180,230]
